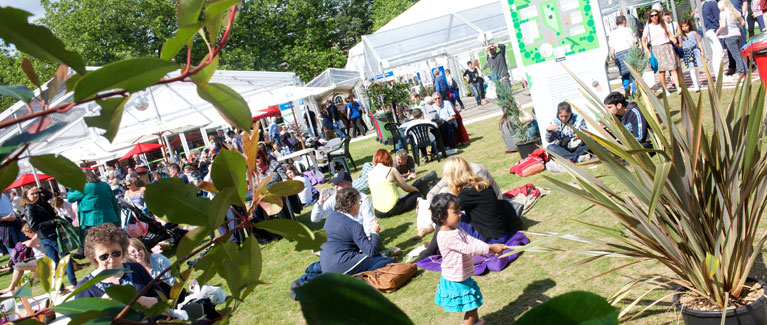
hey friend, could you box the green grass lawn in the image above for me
[0,86,762,324]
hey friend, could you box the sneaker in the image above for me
[577,153,591,163]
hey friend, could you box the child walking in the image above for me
[679,19,705,91]
[431,193,505,325]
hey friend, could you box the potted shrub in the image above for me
[506,67,767,323]
[623,45,648,96]
[495,79,539,158]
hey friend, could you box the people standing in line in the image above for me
[0,193,27,255]
[463,61,486,107]
[24,185,78,290]
[642,8,682,95]
[319,104,337,140]
[608,15,638,96]
[679,19,706,90]
[345,95,366,137]
[483,43,511,87]
[717,0,748,80]
[433,70,450,102]
[444,69,465,110]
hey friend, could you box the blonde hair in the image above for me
[442,156,490,195]
[718,0,740,19]
[128,238,151,264]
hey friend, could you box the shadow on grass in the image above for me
[379,221,412,246]
[483,278,556,323]
[618,300,676,324]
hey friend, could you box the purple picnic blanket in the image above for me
[415,231,530,275]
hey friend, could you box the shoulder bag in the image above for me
[353,263,417,293]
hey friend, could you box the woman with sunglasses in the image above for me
[75,223,161,309]
[22,185,77,291]
[642,8,681,95]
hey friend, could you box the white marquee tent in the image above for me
[0,69,302,173]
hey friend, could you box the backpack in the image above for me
[11,242,32,265]
[353,263,417,293]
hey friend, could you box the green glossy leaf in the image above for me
[64,268,130,301]
[204,0,238,42]
[209,187,238,228]
[265,180,305,197]
[145,178,210,226]
[216,240,244,298]
[177,0,205,28]
[13,319,44,325]
[74,58,178,102]
[189,54,219,84]
[296,229,326,252]
[193,245,221,286]
[211,150,246,203]
[35,256,54,293]
[196,82,252,130]
[241,236,262,284]
[104,284,148,313]
[253,219,322,251]
[295,273,413,324]
[160,23,202,61]
[257,194,283,215]
[0,7,85,74]
[13,286,31,298]
[53,297,141,322]
[0,85,34,103]
[176,225,210,262]
[145,299,172,318]
[0,144,21,162]
[53,254,71,294]
[21,58,40,88]
[84,96,129,142]
[29,154,85,192]
[68,310,105,325]
[65,74,82,92]
[0,161,19,192]
[515,291,618,324]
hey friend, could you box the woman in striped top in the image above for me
[431,193,504,325]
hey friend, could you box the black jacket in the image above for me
[24,189,58,239]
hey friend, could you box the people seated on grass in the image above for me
[0,193,27,257]
[419,156,514,261]
[24,185,78,291]
[311,171,376,236]
[603,91,652,148]
[432,92,458,149]
[320,187,394,274]
[368,149,421,218]
[426,157,501,201]
[286,165,316,207]
[430,193,504,325]
[402,108,438,162]
[0,224,46,294]
[76,224,161,309]
[393,149,417,181]
[545,101,591,163]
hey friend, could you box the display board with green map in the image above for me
[507,0,600,67]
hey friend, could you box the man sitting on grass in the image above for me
[310,171,376,237]
[603,91,652,148]
[393,149,417,181]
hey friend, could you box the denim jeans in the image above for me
[547,142,589,162]
[334,122,348,138]
[439,121,456,149]
[469,82,482,105]
[40,236,77,286]
[724,36,746,74]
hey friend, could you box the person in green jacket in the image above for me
[67,169,121,259]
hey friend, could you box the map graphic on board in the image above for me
[507,0,600,67]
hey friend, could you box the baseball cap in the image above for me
[331,171,352,183]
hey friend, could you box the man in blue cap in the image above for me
[310,171,377,237]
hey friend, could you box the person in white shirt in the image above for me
[420,96,439,121]
[609,15,638,96]
[432,92,457,149]
[311,171,376,237]
[717,0,747,79]
[286,165,315,206]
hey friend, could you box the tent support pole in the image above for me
[27,148,41,187]
[289,101,306,150]
[180,132,192,162]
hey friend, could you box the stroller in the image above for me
[118,198,187,250]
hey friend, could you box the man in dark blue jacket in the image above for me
[700,0,726,75]
[603,92,652,148]
[433,70,449,101]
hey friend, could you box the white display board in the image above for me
[500,0,610,146]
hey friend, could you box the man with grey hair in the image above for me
[393,149,416,180]
[432,92,457,149]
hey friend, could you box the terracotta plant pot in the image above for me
[673,277,767,325]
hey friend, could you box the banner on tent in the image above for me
[500,0,610,147]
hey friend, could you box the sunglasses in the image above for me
[650,14,658,17]
[97,250,122,261]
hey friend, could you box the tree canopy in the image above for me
[0,0,417,112]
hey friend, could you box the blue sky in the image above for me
[1,0,45,21]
